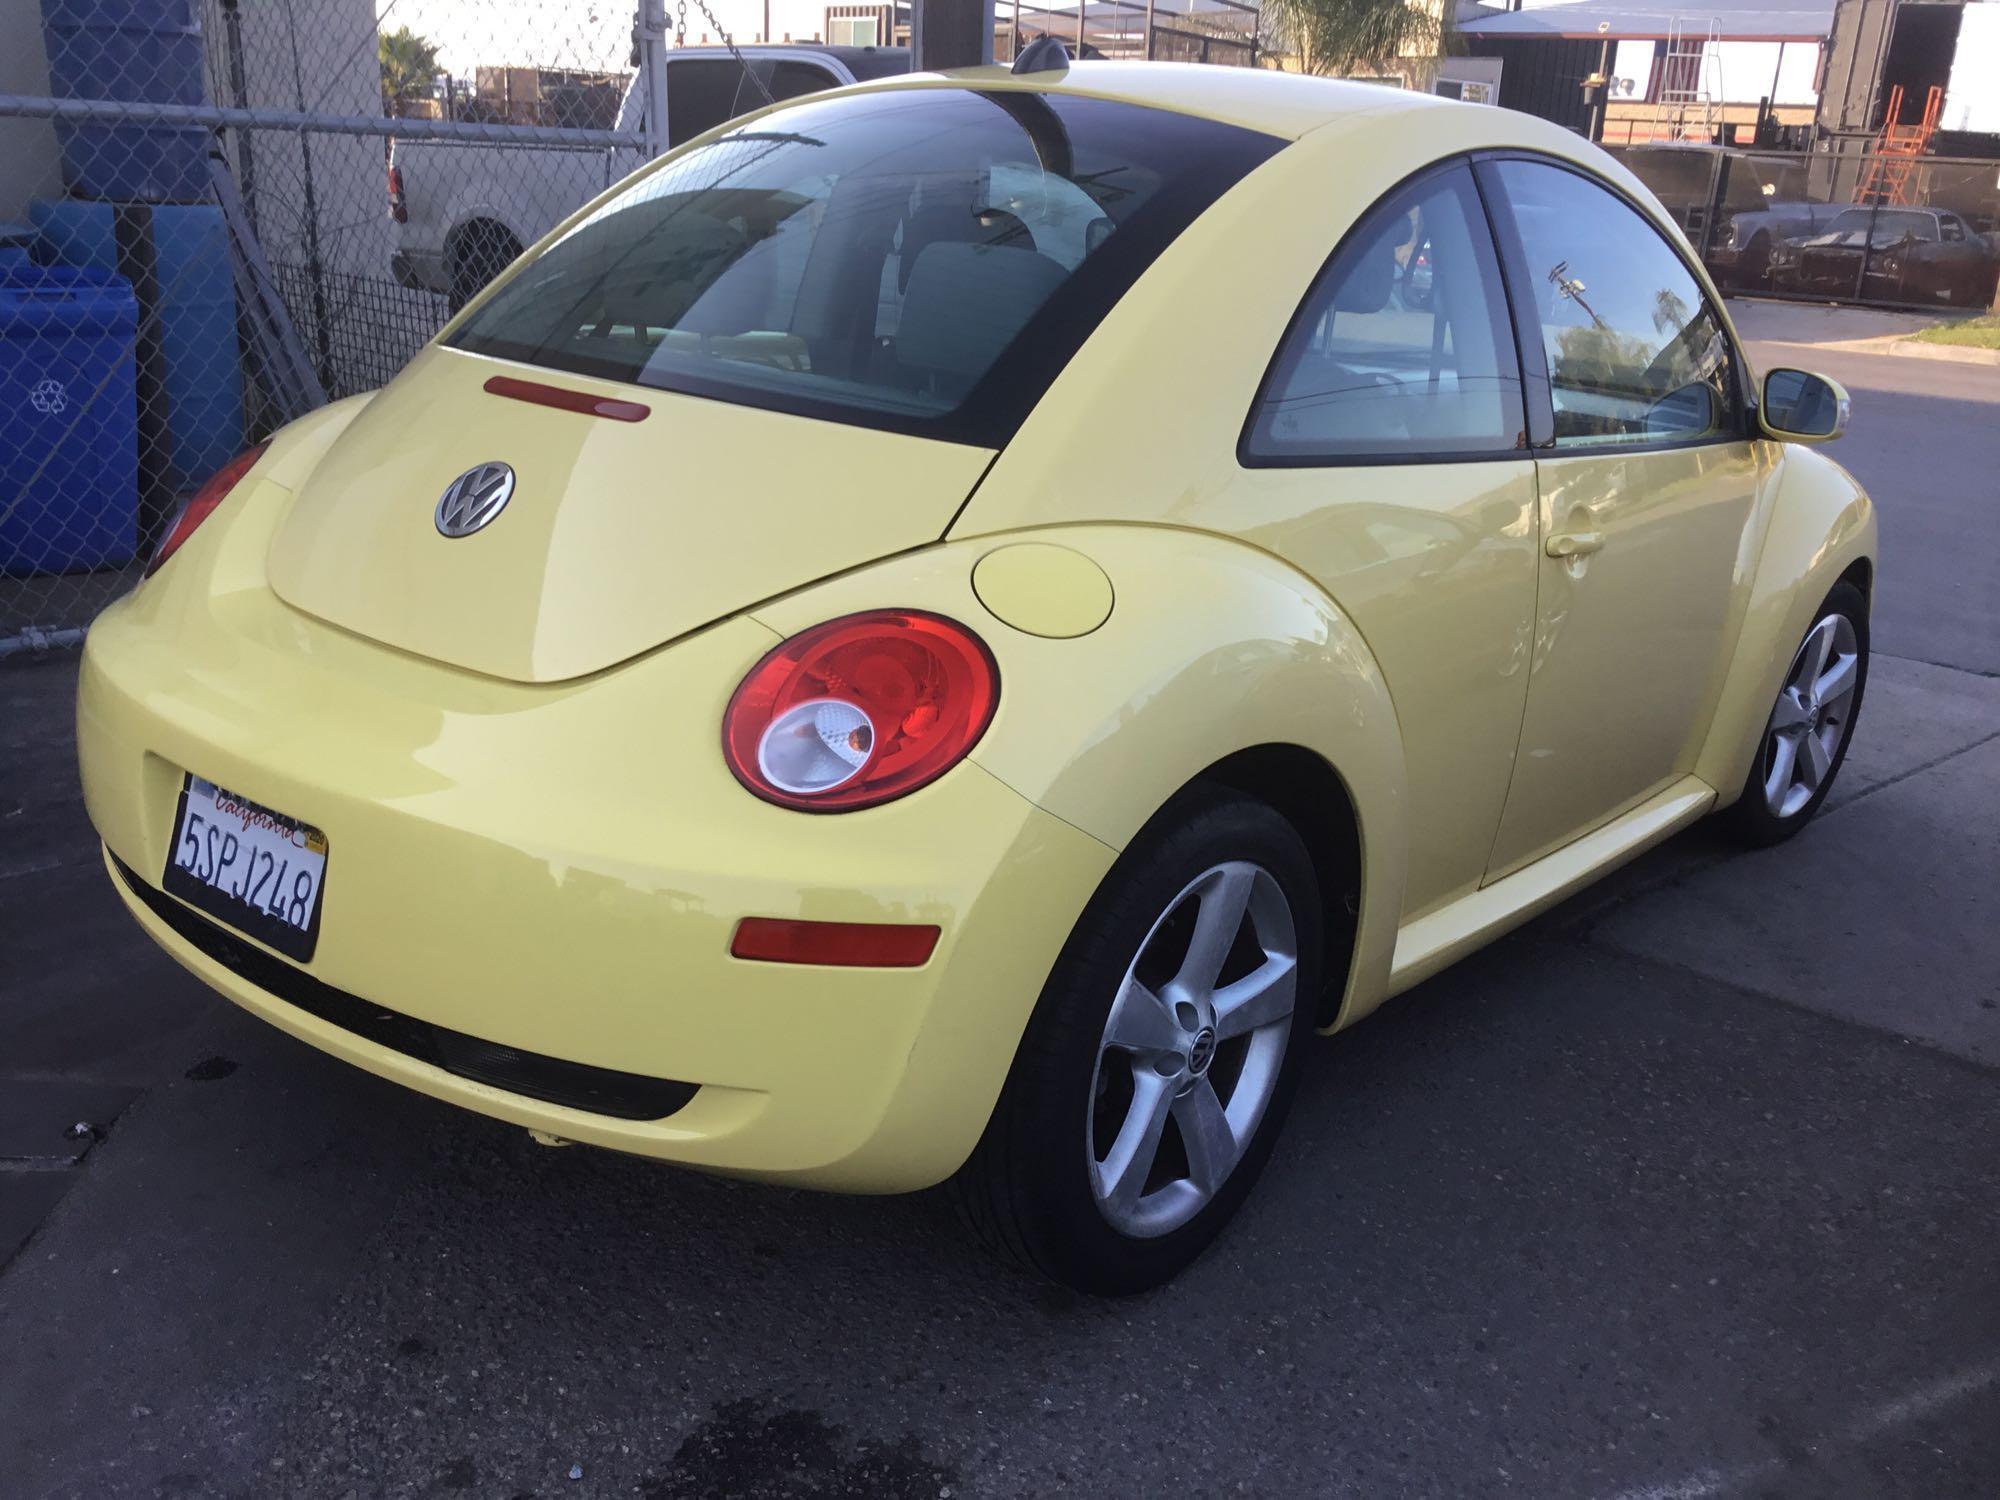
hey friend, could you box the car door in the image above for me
[1235,161,1542,921]
[1928,213,1988,304]
[1475,155,1764,879]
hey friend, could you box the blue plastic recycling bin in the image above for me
[39,0,211,203]
[31,199,246,488]
[0,264,139,575]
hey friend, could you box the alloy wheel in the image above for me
[1761,611,1861,818]
[1087,861,1298,1239]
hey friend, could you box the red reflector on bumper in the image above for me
[730,918,940,968]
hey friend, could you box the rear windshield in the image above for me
[448,87,1280,445]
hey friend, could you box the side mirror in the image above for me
[1760,368,1849,443]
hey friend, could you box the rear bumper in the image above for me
[77,562,1114,1191]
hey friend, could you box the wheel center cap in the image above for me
[1187,1026,1217,1075]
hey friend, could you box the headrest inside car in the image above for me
[1333,223,1400,314]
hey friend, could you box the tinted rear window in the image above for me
[448,87,1280,445]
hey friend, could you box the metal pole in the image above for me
[0,95,645,150]
[1697,146,1729,265]
[1143,0,1154,59]
[1586,37,1611,142]
[638,0,670,158]
[914,0,995,66]
[218,0,257,232]
[283,11,334,393]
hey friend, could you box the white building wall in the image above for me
[0,0,69,224]
[199,0,394,277]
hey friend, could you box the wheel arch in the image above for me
[1695,446,1878,808]
[445,214,524,276]
[1196,743,1363,1031]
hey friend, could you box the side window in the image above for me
[763,61,841,106]
[1941,215,1966,242]
[665,59,744,146]
[1490,159,1740,449]
[1244,164,1525,463]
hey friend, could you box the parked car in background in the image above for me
[1708,200,1849,290]
[1768,206,2000,307]
[390,45,911,309]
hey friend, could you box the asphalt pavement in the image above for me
[1,299,1995,1499]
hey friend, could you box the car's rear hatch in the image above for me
[265,347,993,683]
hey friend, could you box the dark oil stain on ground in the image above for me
[184,1055,238,1081]
[642,1397,958,1500]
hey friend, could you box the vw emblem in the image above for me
[1187,1026,1217,1076]
[435,461,515,538]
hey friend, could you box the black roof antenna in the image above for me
[1011,36,1071,74]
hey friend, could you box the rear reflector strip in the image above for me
[483,374,649,423]
[730,917,940,968]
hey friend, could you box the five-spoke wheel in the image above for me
[1089,862,1298,1238]
[1760,611,1860,818]
[954,787,1325,1295]
[1731,579,1868,844]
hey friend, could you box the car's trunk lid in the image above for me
[266,348,993,683]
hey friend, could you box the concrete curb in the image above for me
[1791,334,2000,367]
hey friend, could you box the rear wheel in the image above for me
[953,786,1322,1295]
[1727,579,1868,845]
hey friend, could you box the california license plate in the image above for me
[161,775,328,961]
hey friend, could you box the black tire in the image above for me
[952,784,1323,1295]
[447,222,520,314]
[1737,232,1772,291]
[1726,579,1869,847]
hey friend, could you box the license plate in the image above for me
[161,775,328,962]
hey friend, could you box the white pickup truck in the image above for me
[389,45,911,309]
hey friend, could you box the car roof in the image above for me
[884,60,1456,141]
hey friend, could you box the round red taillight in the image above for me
[145,443,269,578]
[723,610,999,812]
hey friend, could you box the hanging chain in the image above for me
[679,0,778,109]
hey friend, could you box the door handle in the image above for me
[1546,530,1605,559]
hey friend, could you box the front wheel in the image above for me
[1727,579,1868,846]
[953,787,1322,1295]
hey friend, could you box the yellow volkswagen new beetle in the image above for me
[77,61,1874,1293]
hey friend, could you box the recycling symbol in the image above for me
[30,378,67,416]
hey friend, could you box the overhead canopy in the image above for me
[1455,0,1835,44]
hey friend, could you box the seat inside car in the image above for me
[895,239,1069,396]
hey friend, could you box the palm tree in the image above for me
[378,26,441,114]
[1260,0,1447,79]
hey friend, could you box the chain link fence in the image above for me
[0,0,1265,656]
[1609,143,2000,314]
[10,3,1987,656]
[0,0,686,650]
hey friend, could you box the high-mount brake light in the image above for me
[144,444,270,578]
[723,610,999,812]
